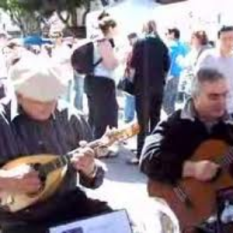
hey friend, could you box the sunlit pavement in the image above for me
[85,143,179,233]
[82,94,181,232]
[85,94,170,212]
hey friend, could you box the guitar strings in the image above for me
[225,147,233,165]
[221,147,233,168]
[221,150,231,167]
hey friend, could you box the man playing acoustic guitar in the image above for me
[0,54,111,233]
[141,68,233,232]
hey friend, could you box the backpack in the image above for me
[71,42,102,75]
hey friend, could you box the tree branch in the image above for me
[57,10,71,26]
[82,1,91,25]
[9,10,25,35]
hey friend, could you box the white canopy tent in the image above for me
[86,0,160,38]
[152,0,233,41]
[86,0,233,42]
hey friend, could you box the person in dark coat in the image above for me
[128,20,170,164]
[140,68,233,232]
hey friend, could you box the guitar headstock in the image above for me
[99,121,140,147]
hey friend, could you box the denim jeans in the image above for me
[62,79,73,104]
[163,77,179,115]
[124,94,135,123]
[73,73,84,111]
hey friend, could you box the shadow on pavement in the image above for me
[102,147,147,184]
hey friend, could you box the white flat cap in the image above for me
[9,54,68,102]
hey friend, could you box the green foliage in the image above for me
[0,0,93,35]
[0,0,42,35]
[0,0,25,13]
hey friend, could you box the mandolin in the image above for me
[148,139,233,232]
[0,122,140,213]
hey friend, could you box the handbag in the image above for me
[117,65,135,95]
[117,77,135,95]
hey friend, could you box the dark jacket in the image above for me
[0,99,106,224]
[2,99,106,190]
[130,35,170,95]
[140,108,233,184]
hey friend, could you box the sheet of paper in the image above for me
[49,210,132,233]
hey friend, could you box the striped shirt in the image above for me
[0,99,104,194]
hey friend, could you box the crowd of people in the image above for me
[0,13,217,165]
[0,9,232,233]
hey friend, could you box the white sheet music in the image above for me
[49,210,132,233]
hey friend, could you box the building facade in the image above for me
[156,0,187,4]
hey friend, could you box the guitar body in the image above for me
[0,155,67,213]
[148,140,233,231]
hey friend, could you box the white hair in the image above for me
[191,68,225,97]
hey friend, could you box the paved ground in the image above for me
[81,93,183,232]
[86,142,147,208]
[85,141,180,233]
[84,94,169,215]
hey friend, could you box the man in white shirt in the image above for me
[50,30,74,102]
[196,26,233,114]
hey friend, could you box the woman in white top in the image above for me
[179,30,211,100]
[84,12,119,140]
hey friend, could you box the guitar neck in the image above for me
[38,139,103,176]
[38,122,140,176]
[76,139,103,151]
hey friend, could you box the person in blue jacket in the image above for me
[163,28,188,115]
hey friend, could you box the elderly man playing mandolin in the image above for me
[141,68,233,233]
[0,54,112,233]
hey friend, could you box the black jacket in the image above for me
[130,36,170,95]
[140,109,233,184]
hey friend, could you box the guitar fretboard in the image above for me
[38,139,103,176]
[37,122,139,176]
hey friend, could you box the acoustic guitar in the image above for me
[148,139,233,231]
[0,122,140,213]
